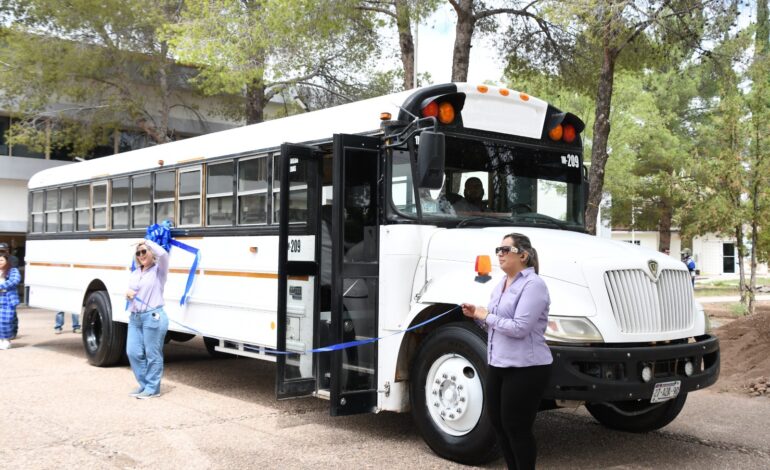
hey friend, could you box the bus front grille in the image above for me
[604,269,694,334]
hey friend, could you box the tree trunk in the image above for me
[585,45,616,235]
[451,0,475,82]
[246,79,266,124]
[658,202,672,252]
[735,224,748,305]
[395,0,415,90]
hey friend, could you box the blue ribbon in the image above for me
[127,294,459,356]
[127,221,200,308]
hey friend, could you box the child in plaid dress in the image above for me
[0,254,21,350]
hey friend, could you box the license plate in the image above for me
[651,380,681,403]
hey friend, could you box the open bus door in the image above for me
[330,134,381,415]
[276,143,322,399]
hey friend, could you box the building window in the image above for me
[131,174,151,229]
[75,184,90,231]
[238,156,268,225]
[178,167,201,227]
[59,187,74,232]
[154,170,176,224]
[44,189,58,233]
[723,243,736,274]
[206,161,235,226]
[111,177,129,230]
[31,191,44,233]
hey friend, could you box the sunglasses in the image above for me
[135,249,148,257]
[495,246,520,256]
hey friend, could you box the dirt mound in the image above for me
[710,302,770,393]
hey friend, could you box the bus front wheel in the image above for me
[82,291,126,367]
[585,392,688,433]
[409,322,498,465]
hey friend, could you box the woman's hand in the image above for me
[461,303,488,321]
[126,289,136,301]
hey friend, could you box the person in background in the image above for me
[663,248,671,256]
[682,248,696,286]
[0,254,21,350]
[54,311,81,334]
[461,233,552,470]
[125,238,169,399]
[0,243,19,339]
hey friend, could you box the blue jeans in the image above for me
[54,312,81,330]
[126,308,169,395]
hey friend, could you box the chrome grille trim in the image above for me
[604,269,693,333]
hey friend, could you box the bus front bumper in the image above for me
[545,334,720,402]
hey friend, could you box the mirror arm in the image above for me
[382,116,437,149]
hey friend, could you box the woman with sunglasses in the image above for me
[125,239,169,399]
[461,233,552,470]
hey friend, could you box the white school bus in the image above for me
[26,83,719,464]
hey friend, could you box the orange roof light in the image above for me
[548,123,563,141]
[475,255,492,276]
[477,85,489,93]
[499,88,510,96]
[422,101,439,118]
[438,102,455,124]
[519,92,530,101]
[563,123,576,143]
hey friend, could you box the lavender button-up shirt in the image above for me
[128,239,169,313]
[483,267,553,368]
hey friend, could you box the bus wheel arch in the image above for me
[408,321,498,465]
[395,304,463,382]
[82,288,126,367]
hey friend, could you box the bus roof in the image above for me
[28,83,549,189]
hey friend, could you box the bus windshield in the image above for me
[391,135,584,229]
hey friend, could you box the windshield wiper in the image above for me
[456,215,510,228]
[510,213,569,230]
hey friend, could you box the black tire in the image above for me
[586,392,688,433]
[82,291,126,367]
[203,336,231,359]
[410,322,498,465]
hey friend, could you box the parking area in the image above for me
[2,307,770,469]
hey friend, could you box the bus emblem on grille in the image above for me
[648,260,659,281]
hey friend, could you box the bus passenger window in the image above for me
[111,178,129,230]
[92,182,108,230]
[30,191,43,233]
[179,168,201,226]
[206,161,234,226]
[44,189,58,233]
[75,184,90,231]
[131,174,151,229]
[154,170,175,224]
[59,187,74,232]
[238,157,268,225]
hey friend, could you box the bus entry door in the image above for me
[330,134,381,415]
[276,143,322,399]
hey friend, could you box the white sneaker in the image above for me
[0,339,10,350]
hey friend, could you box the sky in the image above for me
[412,3,507,86]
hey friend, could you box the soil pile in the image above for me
[709,302,770,394]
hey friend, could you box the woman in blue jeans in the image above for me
[462,233,552,470]
[125,238,169,399]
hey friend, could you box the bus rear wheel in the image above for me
[82,291,126,367]
[409,322,498,465]
[585,392,688,433]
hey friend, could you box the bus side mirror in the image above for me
[417,131,445,189]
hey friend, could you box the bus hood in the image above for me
[424,227,684,286]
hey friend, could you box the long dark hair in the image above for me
[0,254,10,278]
[504,233,539,274]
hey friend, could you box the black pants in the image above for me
[486,364,552,470]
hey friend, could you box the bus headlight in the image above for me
[546,316,603,343]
